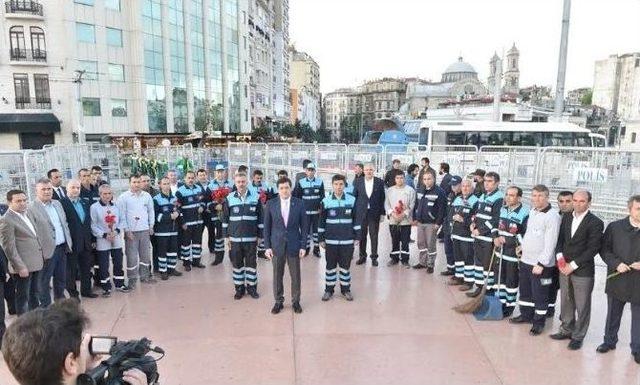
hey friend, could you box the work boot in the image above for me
[234,286,245,300]
[356,256,367,265]
[247,285,260,299]
[321,291,333,301]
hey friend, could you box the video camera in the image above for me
[77,337,164,385]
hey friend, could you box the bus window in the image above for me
[466,133,480,146]
[431,131,446,146]
[512,132,537,146]
[575,133,591,147]
[418,127,429,145]
[543,132,574,146]
[361,131,382,144]
[484,132,512,146]
[447,131,466,145]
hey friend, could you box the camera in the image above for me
[76,337,163,385]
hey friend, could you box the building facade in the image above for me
[289,46,320,129]
[487,44,520,95]
[323,88,353,139]
[0,0,251,150]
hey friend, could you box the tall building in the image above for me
[289,46,320,129]
[356,78,406,128]
[0,0,251,150]
[272,0,289,121]
[247,0,274,128]
[323,88,354,139]
[488,44,520,95]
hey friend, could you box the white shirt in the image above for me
[364,178,374,198]
[280,197,291,224]
[10,209,36,236]
[571,210,588,237]
[55,186,65,198]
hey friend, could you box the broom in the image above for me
[453,246,500,314]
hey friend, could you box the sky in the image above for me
[289,0,640,94]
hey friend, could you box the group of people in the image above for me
[0,158,638,366]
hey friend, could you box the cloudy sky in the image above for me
[289,0,640,94]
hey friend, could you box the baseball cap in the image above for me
[215,164,226,171]
[306,163,316,170]
[449,175,462,186]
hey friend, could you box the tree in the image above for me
[314,127,332,143]
[299,122,315,142]
[252,122,271,142]
[339,115,361,144]
[581,90,593,106]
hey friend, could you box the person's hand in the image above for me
[182,224,188,230]
[215,204,222,211]
[559,264,573,276]
[617,263,632,274]
[452,214,463,223]
[225,238,231,249]
[148,228,154,236]
[299,249,306,259]
[515,245,522,257]
[107,232,116,241]
[471,229,480,237]
[411,220,418,226]
[532,265,544,275]
[170,211,179,220]
[265,249,273,260]
[494,237,505,247]
[434,225,440,233]
[122,368,148,385]
[125,231,134,241]
[198,206,204,214]
[319,241,326,249]
[18,268,29,278]
[354,240,360,246]
[630,261,640,271]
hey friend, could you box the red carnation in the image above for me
[259,189,268,205]
[105,210,116,231]
[394,200,405,216]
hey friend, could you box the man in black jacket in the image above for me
[60,180,97,299]
[439,163,453,196]
[596,195,640,365]
[550,189,604,350]
[353,163,386,266]
[48,169,67,200]
[384,159,402,188]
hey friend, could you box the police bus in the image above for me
[401,120,606,148]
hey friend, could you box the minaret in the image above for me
[503,44,520,95]
[488,53,499,93]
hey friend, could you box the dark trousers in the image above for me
[13,271,40,315]
[453,239,474,283]
[0,271,7,343]
[443,231,455,273]
[181,224,203,265]
[558,274,594,341]
[305,214,320,254]
[389,224,411,262]
[492,250,520,315]
[473,240,494,288]
[325,244,354,293]
[548,266,560,314]
[39,245,67,306]
[155,235,179,273]
[359,213,380,260]
[272,251,301,304]
[207,219,225,261]
[230,242,257,289]
[4,275,16,315]
[151,235,159,272]
[518,263,553,327]
[67,247,94,297]
[603,295,640,354]
[97,248,125,291]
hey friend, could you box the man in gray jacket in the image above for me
[29,178,73,306]
[0,190,53,314]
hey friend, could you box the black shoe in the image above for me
[458,283,473,291]
[117,285,132,293]
[184,264,192,272]
[634,352,640,364]
[440,270,455,276]
[509,316,530,324]
[529,325,544,336]
[356,256,367,265]
[547,309,555,318]
[401,261,410,268]
[387,259,399,267]
[447,277,464,286]
[426,267,434,274]
[371,259,379,267]
[169,269,183,277]
[211,258,223,266]
[322,291,333,301]
[101,290,112,298]
[234,290,245,300]
[550,332,572,341]
[412,263,427,269]
[140,277,158,284]
[342,291,354,301]
[160,273,169,281]
[271,302,284,314]
[568,339,583,350]
[81,292,99,299]
[247,286,260,299]
[192,261,206,269]
[465,286,482,298]
[292,302,303,313]
[596,343,616,354]
[257,251,267,260]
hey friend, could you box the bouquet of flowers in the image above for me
[105,210,117,240]
[389,200,405,225]
[212,187,231,220]
[557,254,567,269]
[259,189,268,205]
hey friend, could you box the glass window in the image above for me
[108,64,125,82]
[82,98,101,116]
[76,23,95,43]
[13,73,30,102]
[106,28,123,47]
[446,131,466,146]
[30,27,46,58]
[9,26,25,55]
[111,99,127,117]
[512,132,538,146]
[33,74,50,102]
[75,0,94,5]
[78,60,98,80]
[575,133,591,147]
[105,0,120,10]
[543,132,574,147]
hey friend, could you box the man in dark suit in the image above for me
[550,189,604,350]
[353,163,385,266]
[48,168,67,201]
[439,162,453,196]
[60,179,98,299]
[264,177,309,315]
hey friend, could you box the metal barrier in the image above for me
[227,142,250,177]
[346,144,384,179]
[289,143,317,180]
[0,151,29,201]
[478,146,541,188]
[315,144,346,190]
[428,145,478,179]
[264,143,290,184]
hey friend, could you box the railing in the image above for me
[15,97,51,109]
[9,48,47,62]
[4,0,43,16]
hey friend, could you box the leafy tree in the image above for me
[581,90,593,106]
[252,122,271,142]
[339,115,361,144]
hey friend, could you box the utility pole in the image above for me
[73,70,86,144]
[554,0,571,120]
[492,55,503,122]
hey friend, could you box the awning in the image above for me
[0,113,61,133]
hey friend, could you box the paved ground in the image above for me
[2,224,639,385]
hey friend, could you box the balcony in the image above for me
[9,48,47,64]
[4,1,44,18]
[15,97,51,110]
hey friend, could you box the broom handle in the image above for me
[496,245,504,297]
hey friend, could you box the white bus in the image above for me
[402,120,606,148]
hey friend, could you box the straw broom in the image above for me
[453,246,500,314]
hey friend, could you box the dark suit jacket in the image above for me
[439,173,453,195]
[353,177,386,219]
[263,197,309,258]
[61,198,94,253]
[52,186,67,201]
[555,211,604,277]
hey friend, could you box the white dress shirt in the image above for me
[55,186,65,198]
[364,177,374,209]
[571,210,588,237]
[280,197,290,226]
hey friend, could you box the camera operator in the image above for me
[1,299,147,385]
